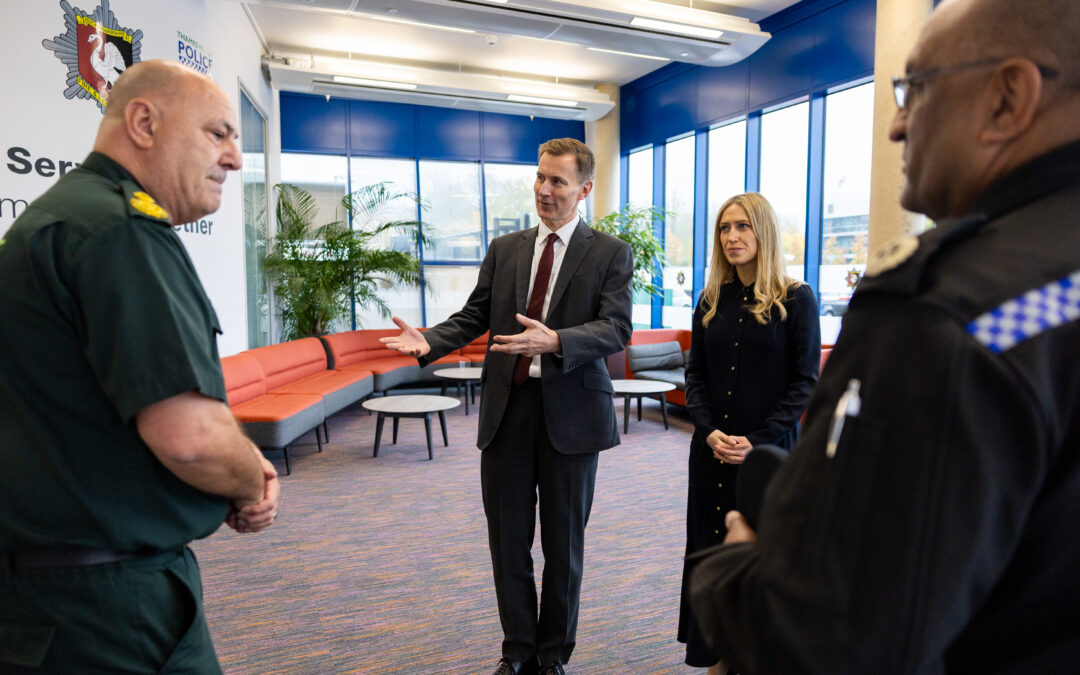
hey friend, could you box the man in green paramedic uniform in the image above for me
[0,60,280,673]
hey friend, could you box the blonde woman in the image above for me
[677,192,821,672]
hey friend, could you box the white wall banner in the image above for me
[1,0,273,355]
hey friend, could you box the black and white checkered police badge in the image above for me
[967,270,1080,353]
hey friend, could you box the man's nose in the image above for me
[888,108,907,143]
[222,138,242,171]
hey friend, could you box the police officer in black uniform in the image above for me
[689,0,1080,672]
[0,61,279,673]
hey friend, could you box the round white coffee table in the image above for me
[360,394,461,460]
[610,379,677,433]
[433,366,484,415]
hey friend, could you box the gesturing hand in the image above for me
[489,314,561,358]
[379,316,431,358]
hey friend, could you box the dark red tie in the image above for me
[513,233,557,385]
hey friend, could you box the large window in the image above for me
[662,135,694,328]
[350,156,422,330]
[484,163,535,244]
[706,119,747,266]
[626,147,655,327]
[418,160,483,262]
[820,83,873,343]
[423,265,481,326]
[760,102,809,281]
[241,90,270,349]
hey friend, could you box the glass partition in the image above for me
[418,160,483,262]
[240,90,270,348]
[760,102,809,281]
[350,156,422,329]
[626,146,655,327]
[706,119,747,266]
[820,83,873,343]
[662,135,694,328]
[484,162,536,244]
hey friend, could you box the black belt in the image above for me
[8,546,150,570]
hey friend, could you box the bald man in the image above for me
[689,0,1080,672]
[0,60,278,672]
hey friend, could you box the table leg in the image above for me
[438,410,448,446]
[623,394,631,434]
[424,414,434,461]
[660,393,669,429]
[373,413,385,457]
[464,383,470,415]
[393,417,399,444]
[637,395,643,421]
[440,382,447,396]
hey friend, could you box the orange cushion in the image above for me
[230,393,324,423]
[248,338,328,391]
[270,368,372,397]
[221,353,266,406]
[322,330,402,369]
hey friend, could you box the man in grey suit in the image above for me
[382,138,633,675]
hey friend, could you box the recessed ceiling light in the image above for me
[630,17,723,40]
[372,15,477,34]
[507,94,578,108]
[587,47,670,62]
[331,75,418,90]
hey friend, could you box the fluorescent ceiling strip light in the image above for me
[332,75,417,90]
[587,46,669,62]
[371,15,476,33]
[630,17,723,40]
[507,94,578,107]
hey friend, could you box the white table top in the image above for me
[432,366,484,381]
[361,394,462,414]
[610,379,677,394]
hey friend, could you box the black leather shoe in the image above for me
[538,664,565,675]
[492,656,538,675]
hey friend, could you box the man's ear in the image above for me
[124,98,156,150]
[578,179,594,201]
[979,58,1043,145]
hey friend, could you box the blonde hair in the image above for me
[700,192,803,326]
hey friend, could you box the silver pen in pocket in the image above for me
[826,378,861,458]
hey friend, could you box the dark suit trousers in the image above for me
[481,377,599,665]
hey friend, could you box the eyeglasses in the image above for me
[892,58,1059,109]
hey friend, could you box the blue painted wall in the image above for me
[621,0,875,149]
[281,93,585,162]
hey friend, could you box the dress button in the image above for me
[716,506,722,511]
[714,529,720,535]
[718,483,723,488]
[723,414,728,419]
[727,391,732,396]
[738,318,743,323]
[730,366,735,371]
[734,342,739,347]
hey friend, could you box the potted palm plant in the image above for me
[265,182,428,339]
[590,204,668,297]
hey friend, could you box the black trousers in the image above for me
[481,378,599,665]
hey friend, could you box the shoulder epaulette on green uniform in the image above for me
[118,180,171,224]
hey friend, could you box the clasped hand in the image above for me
[706,429,751,464]
[226,455,280,534]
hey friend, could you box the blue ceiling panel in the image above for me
[417,108,482,159]
[812,0,875,89]
[349,99,417,157]
[280,93,348,154]
[747,16,816,110]
[696,60,750,127]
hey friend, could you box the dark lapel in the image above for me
[515,227,538,314]
[547,220,593,315]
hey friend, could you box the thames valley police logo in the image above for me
[42,0,143,114]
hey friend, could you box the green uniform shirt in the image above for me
[0,152,229,553]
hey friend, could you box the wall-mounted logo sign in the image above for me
[42,0,143,114]
[177,31,213,76]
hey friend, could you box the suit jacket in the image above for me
[421,220,633,454]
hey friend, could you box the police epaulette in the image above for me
[857,213,987,297]
[119,181,171,224]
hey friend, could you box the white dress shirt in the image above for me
[523,217,579,378]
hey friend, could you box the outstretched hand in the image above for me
[490,314,561,358]
[379,316,431,358]
[723,510,757,544]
